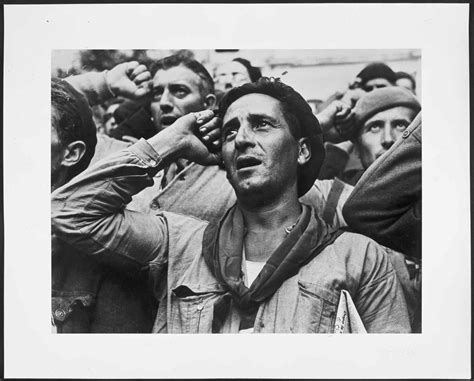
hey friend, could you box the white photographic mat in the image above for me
[3,4,470,378]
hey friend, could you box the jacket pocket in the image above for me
[290,281,338,333]
[169,284,226,333]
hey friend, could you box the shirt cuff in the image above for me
[128,138,163,168]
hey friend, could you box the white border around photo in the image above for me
[3,3,470,379]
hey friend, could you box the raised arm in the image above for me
[51,110,221,270]
[343,113,422,258]
[64,61,152,106]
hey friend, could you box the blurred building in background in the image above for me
[52,49,421,111]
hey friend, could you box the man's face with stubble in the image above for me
[150,65,212,131]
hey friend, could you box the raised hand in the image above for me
[317,99,355,142]
[149,110,222,167]
[106,61,152,99]
[340,87,366,108]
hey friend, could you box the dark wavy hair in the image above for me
[51,79,97,181]
[150,53,215,96]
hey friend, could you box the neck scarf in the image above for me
[202,204,342,332]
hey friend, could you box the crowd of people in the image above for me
[51,52,421,333]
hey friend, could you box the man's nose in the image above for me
[159,89,173,112]
[381,125,395,150]
[234,124,255,150]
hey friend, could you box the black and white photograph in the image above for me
[3,4,470,379]
[50,48,422,335]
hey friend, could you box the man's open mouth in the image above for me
[236,156,262,170]
[161,115,178,126]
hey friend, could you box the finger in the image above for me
[134,85,152,98]
[201,127,221,143]
[125,61,139,75]
[197,116,221,134]
[335,106,352,120]
[133,71,152,84]
[193,110,215,125]
[130,64,148,79]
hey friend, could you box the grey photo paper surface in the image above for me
[4,3,470,379]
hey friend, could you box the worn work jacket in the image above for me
[52,140,410,333]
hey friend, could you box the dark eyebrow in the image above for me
[153,82,191,90]
[169,83,190,90]
[223,113,280,133]
[248,113,279,125]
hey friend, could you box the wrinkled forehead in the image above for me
[153,64,203,88]
[223,93,284,122]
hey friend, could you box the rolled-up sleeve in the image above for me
[52,139,169,270]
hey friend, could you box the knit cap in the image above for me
[352,87,421,134]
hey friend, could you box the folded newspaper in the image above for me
[334,289,367,333]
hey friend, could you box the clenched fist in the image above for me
[106,61,152,99]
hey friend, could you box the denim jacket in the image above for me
[52,139,410,333]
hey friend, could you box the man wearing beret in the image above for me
[341,87,422,332]
[52,78,410,333]
[319,86,421,186]
[351,87,420,172]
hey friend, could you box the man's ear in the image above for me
[60,140,87,168]
[204,94,217,110]
[297,137,311,166]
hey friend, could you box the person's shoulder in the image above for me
[329,231,390,267]
[300,231,391,292]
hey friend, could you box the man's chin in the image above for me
[230,177,268,199]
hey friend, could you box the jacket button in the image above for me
[197,304,204,311]
[402,130,410,138]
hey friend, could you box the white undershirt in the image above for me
[242,246,265,287]
[244,260,265,287]
[240,248,265,333]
